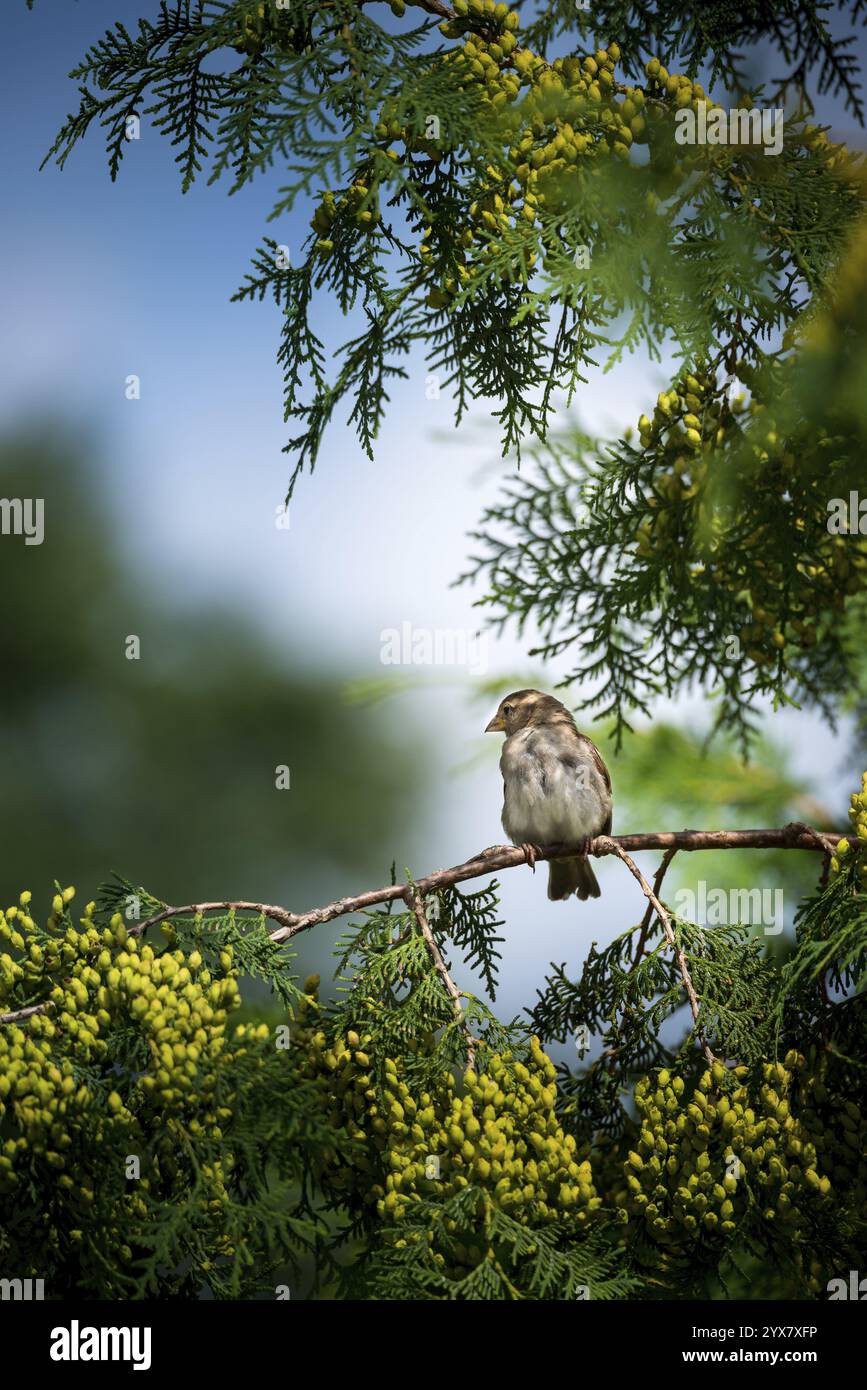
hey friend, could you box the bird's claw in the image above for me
[521,843,542,871]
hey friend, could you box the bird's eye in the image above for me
[503,704,513,717]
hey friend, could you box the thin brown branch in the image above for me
[127,899,296,938]
[98,825,857,943]
[0,1003,51,1025]
[358,0,456,16]
[604,840,715,1066]
[0,823,851,1029]
[601,844,679,1073]
[631,844,679,972]
[408,0,455,17]
[788,819,834,889]
[408,886,477,1070]
[265,823,849,942]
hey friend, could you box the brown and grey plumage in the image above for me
[485,689,613,901]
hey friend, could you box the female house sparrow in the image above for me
[485,690,613,901]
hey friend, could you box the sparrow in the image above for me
[485,689,613,901]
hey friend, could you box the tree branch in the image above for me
[406,0,455,18]
[630,844,679,972]
[112,823,852,942]
[605,841,715,1066]
[357,0,456,17]
[264,823,848,942]
[0,823,851,1029]
[0,1003,48,1025]
[408,886,478,1070]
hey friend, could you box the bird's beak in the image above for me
[485,714,505,733]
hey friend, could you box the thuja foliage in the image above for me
[32,0,867,748]
[34,0,862,468]
[0,884,342,1297]
[1,781,865,1298]
[11,0,867,1299]
[462,230,867,751]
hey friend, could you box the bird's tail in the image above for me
[548,857,601,902]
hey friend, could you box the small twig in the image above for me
[410,0,455,17]
[602,839,716,1066]
[126,899,296,938]
[630,845,679,972]
[0,1003,51,1025]
[356,0,456,16]
[601,844,680,1074]
[408,887,477,1071]
[786,820,834,888]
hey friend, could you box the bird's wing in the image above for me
[573,732,613,833]
[575,733,612,795]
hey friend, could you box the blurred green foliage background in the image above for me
[0,426,423,970]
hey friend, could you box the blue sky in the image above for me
[2,2,864,1025]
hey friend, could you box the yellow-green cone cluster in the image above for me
[307,1,745,303]
[630,352,867,658]
[310,181,383,256]
[0,889,240,1237]
[231,1,307,58]
[615,1058,835,1248]
[293,987,600,1256]
[374,1039,599,1226]
[232,1,270,56]
[633,365,721,559]
[830,771,867,888]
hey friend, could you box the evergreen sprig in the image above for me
[345,1189,637,1299]
[39,2,865,497]
[523,0,867,123]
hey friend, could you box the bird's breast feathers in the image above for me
[500,726,611,844]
